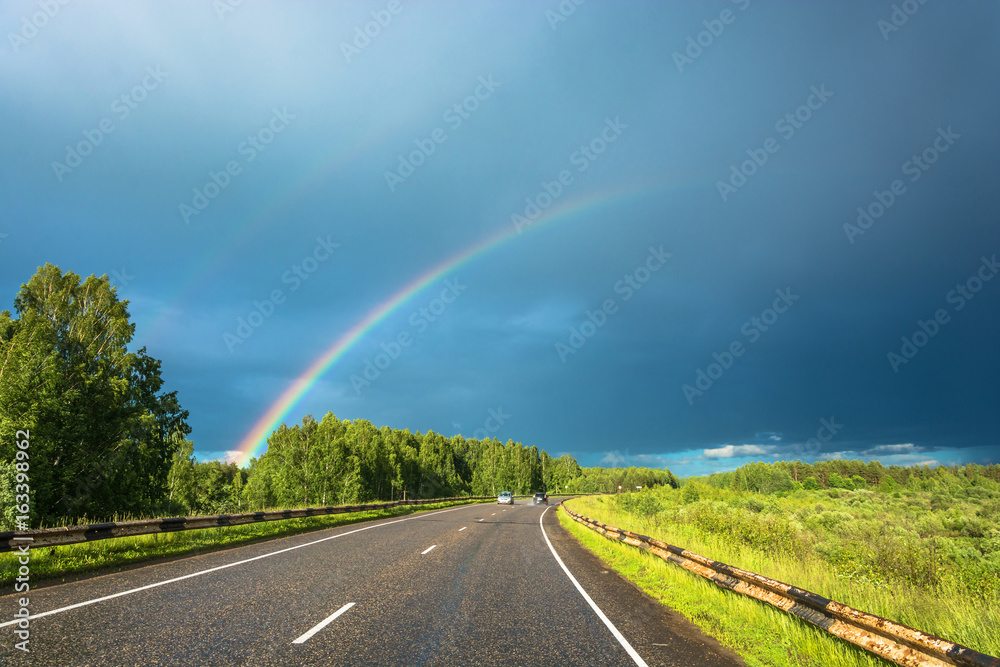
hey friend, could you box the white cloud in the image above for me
[702,444,775,459]
[864,443,917,454]
[600,450,628,467]
[630,454,675,468]
[198,450,243,464]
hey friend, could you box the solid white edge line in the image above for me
[0,504,476,628]
[539,507,649,667]
[421,544,437,555]
[292,602,355,644]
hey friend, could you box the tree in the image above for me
[166,439,197,513]
[0,265,189,526]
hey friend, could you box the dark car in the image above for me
[532,492,548,505]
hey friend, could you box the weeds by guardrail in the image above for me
[0,496,492,552]
[560,504,1000,667]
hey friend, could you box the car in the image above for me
[532,492,548,505]
[497,491,513,505]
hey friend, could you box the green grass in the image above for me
[558,508,890,667]
[560,488,1000,666]
[1,498,491,590]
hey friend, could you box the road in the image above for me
[1,499,745,666]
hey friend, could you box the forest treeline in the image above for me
[691,458,1000,495]
[166,411,680,516]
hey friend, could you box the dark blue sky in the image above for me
[2,1,998,476]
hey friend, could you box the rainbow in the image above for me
[230,182,668,466]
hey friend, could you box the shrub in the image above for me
[681,482,701,504]
[829,473,853,490]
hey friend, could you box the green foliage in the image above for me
[565,466,1000,663]
[589,462,1000,603]
[206,412,680,512]
[731,461,795,494]
[681,481,701,504]
[617,490,662,518]
[0,265,189,528]
[708,459,1000,493]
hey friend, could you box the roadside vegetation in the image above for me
[561,460,1000,667]
[0,498,491,591]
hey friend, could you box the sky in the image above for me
[2,1,998,478]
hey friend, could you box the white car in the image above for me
[497,491,513,505]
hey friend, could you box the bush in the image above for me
[681,483,700,504]
[617,491,661,518]
[803,476,820,490]
[829,473,853,490]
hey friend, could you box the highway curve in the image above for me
[1,499,745,666]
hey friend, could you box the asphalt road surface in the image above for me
[1,499,745,666]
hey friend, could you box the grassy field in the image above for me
[560,483,999,667]
[1,498,491,592]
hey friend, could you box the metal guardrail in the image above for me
[0,496,493,553]
[561,504,1000,667]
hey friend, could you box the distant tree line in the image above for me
[164,412,680,516]
[690,459,1000,495]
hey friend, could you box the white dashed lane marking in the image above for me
[292,603,355,644]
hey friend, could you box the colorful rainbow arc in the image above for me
[231,183,663,467]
